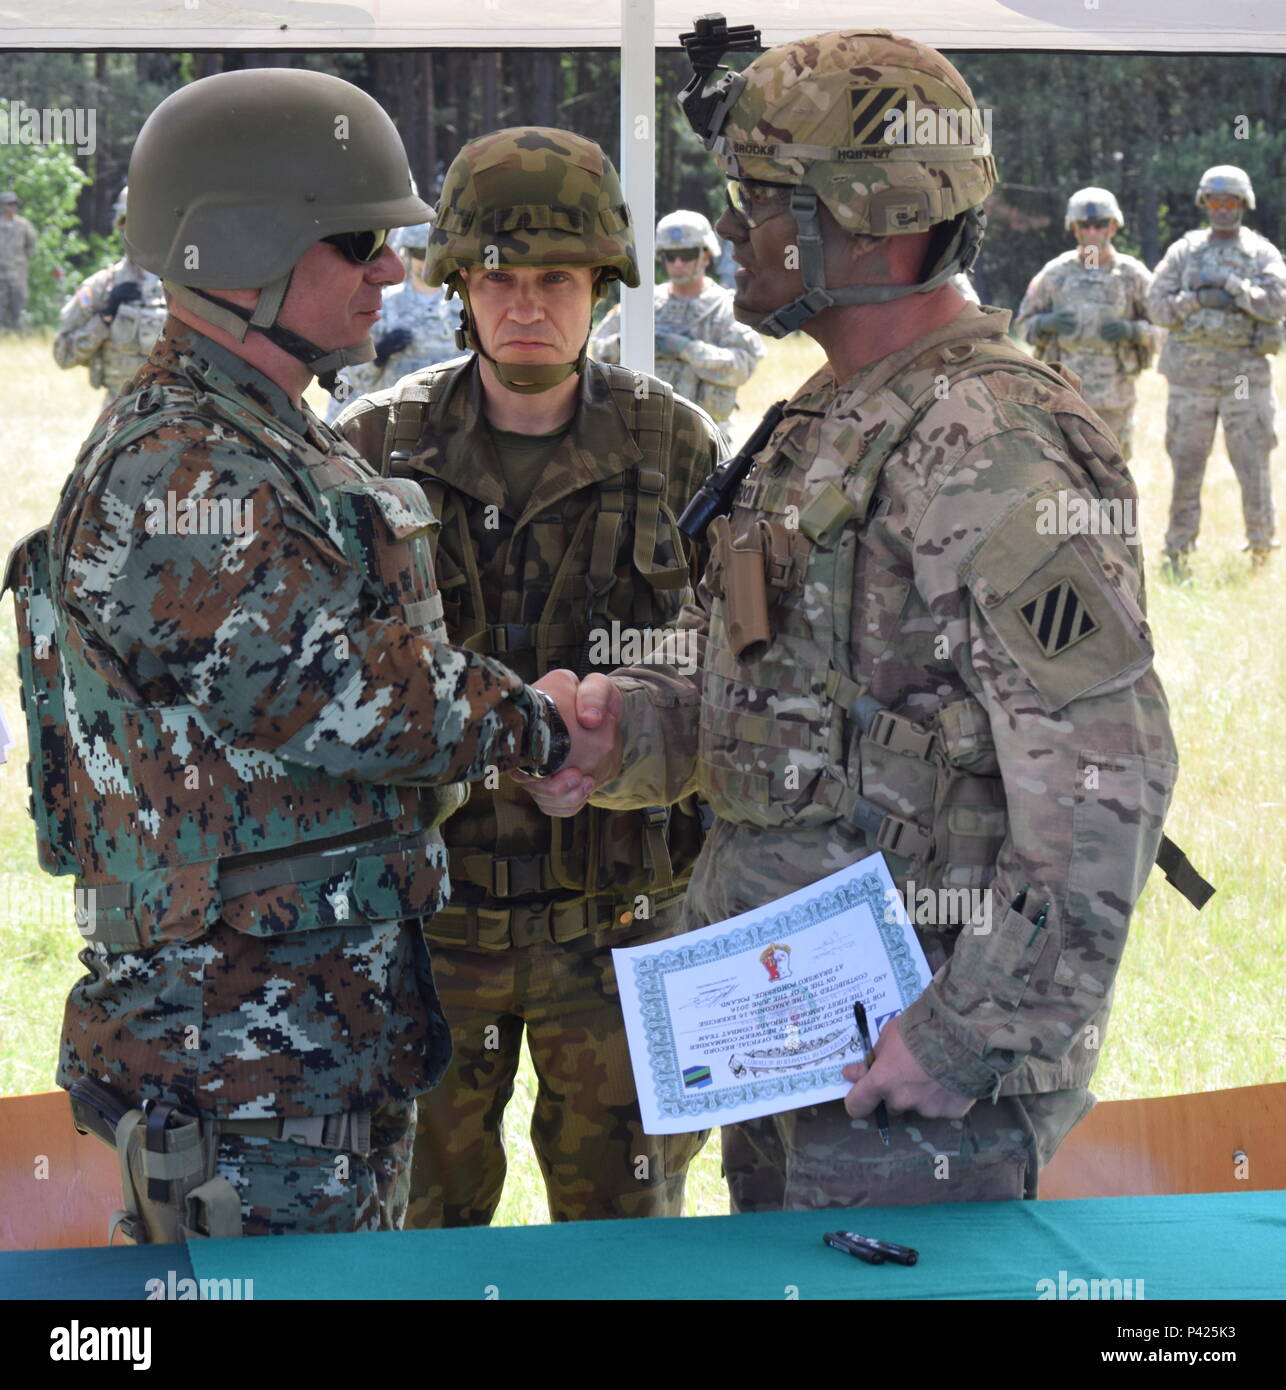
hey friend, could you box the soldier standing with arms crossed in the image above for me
[1016,188,1158,462]
[0,189,37,331]
[525,23,1209,1211]
[4,71,605,1241]
[338,128,720,1226]
[53,186,169,409]
[593,209,764,447]
[1146,165,1286,575]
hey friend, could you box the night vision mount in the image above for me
[677,13,763,149]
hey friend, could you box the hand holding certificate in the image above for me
[613,852,945,1135]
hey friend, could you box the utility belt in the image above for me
[429,839,687,950]
[68,1075,375,1245]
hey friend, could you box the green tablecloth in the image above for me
[5,1191,1283,1300]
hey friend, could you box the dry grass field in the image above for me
[0,325,1281,1225]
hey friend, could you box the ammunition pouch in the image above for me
[706,514,808,661]
[1250,317,1285,356]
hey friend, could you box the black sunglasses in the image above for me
[1077,218,1112,230]
[322,229,390,264]
[661,249,700,262]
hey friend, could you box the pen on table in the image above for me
[852,1000,890,1147]
[1026,902,1050,948]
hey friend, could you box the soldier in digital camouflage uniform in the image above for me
[53,186,169,408]
[1016,188,1158,461]
[0,189,37,331]
[1146,165,1286,572]
[2,70,584,1242]
[337,128,720,1226]
[526,28,1205,1212]
[326,216,463,423]
[592,209,764,446]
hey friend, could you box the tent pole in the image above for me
[618,0,656,375]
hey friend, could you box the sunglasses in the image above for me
[726,179,795,229]
[1205,197,1243,211]
[322,228,390,263]
[661,249,700,262]
[1076,218,1112,230]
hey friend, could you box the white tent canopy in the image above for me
[2,1,1283,52]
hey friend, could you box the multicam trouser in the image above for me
[407,905,709,1226]
[0,275,25,330]
[215,1099,417,1237]
[722,1088,1093,1211]
[1164,376,1278,553]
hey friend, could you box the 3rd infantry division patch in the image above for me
[1019,577,1099,657]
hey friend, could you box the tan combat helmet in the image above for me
[1196,165,1255,210]
[677,21,995,335]
[124,68,430,390]
[1065,187,1124,229]
[426,126,639,393]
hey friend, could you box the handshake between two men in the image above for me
[512,670,626,816]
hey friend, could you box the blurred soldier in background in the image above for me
[592,209,764,445]
[53,186,168,407]
[326,216,462,422]
[1147,165,1286,573]
[1016,188,1157,460]
[337,127,719,1228]
[0,189,37,332]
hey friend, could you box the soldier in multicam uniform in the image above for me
[592,209,764,445]
[2,71,600,1241]
[53,186,169,408]
[337,128,720,1226]
[326,216,463,423]
[1146,165,1286,573]
[1016,188,1158,461]
[526,26,1207,1212]
[0,189,37,331]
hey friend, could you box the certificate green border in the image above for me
[631,870,925,1121]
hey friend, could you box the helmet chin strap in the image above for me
[163,275,375,394]
[451,278,587,395]
[741,189,986,339]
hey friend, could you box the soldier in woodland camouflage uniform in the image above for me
[3,72,590,1241]
[326,217,462,422]
[0,189,37,331]
[53,187,169,408]
[337,128,720,1226]
[525,28,1202,1212]
[592,209,764,446]
[1146,165,1286,571]
[1016,188,1158,461]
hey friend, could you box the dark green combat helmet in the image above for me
[124,67,431,390]
[426,126,639,393]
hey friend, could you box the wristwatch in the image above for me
[528,690,572,779]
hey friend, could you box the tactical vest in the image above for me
[3,368,465,954]
[377,361,705,947]
[1031,257,1154,379]
[699,333,1211,909]
[94,274,169,393]
[1172,230,1285,354]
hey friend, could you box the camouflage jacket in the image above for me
[53,257,168,396]
[336,354,721,931]
[24,319,554,1114]
[591,281,765,426]
[1015,249,1158,410]
[592,303,1178,1101]
[0,213,36,279]
[1146,227,1286,386]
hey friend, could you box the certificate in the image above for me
[613,852,933,1135]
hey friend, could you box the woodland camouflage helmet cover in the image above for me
[426,126,639,392]
[426,127,639,287]
[679,26,996,333]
